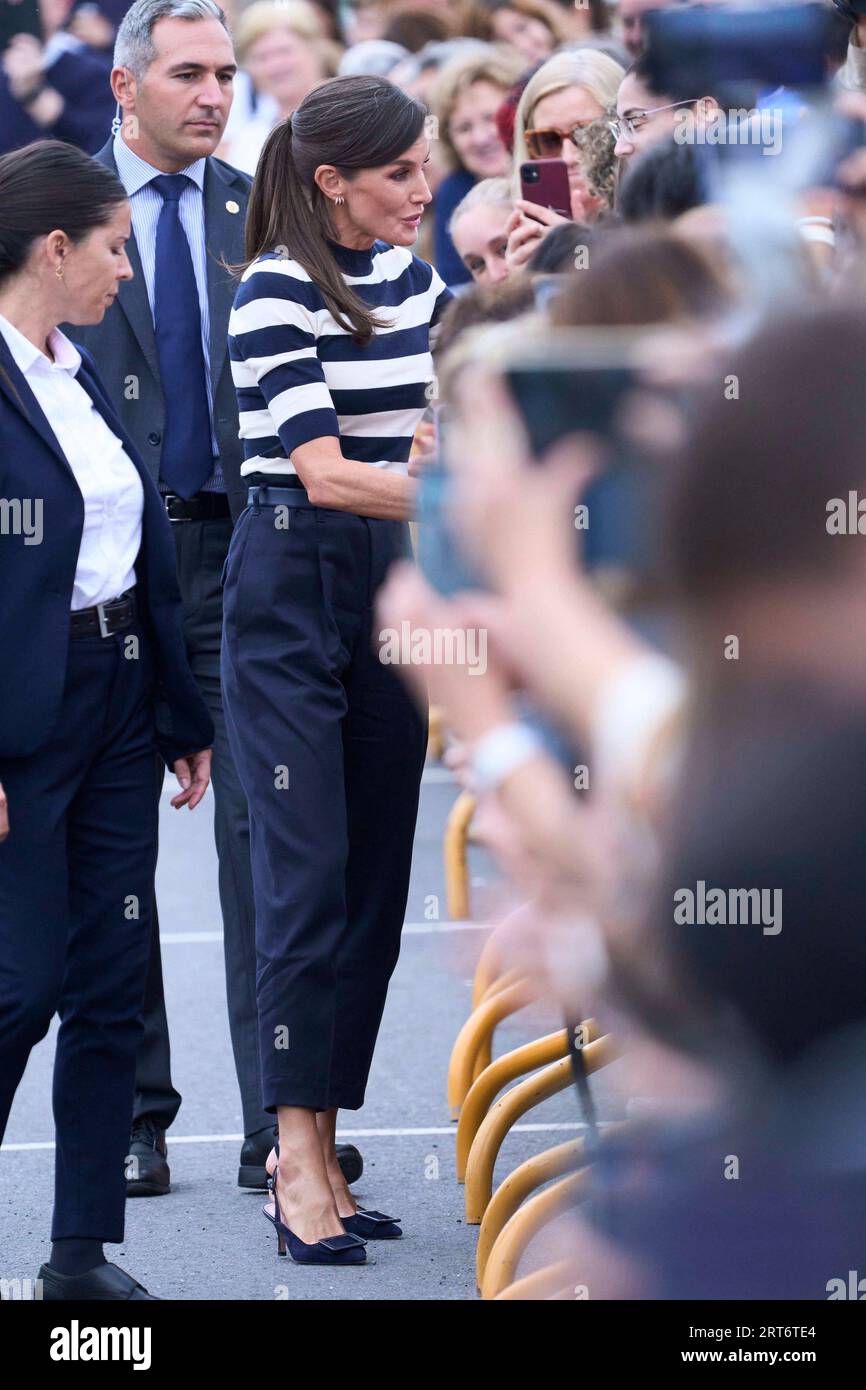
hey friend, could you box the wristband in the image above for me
[471,721,545,795]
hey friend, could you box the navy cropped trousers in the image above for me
[0,619,158,1241]
[221,490,427,1113]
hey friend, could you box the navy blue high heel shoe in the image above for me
[269,1142,401,1240]
[342,1208,402,1240]
[263,1177,367,1266]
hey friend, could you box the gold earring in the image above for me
[55,262,64,280]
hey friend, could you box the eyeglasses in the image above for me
[607,99,700,143]
[524,120,597,160]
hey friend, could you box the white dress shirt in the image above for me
[0,313,144,612]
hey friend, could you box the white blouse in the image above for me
[0,314,144,612]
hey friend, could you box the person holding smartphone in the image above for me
[506,48,623,272]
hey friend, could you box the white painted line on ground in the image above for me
[1,1122,590,1153]
[159,920,489,944]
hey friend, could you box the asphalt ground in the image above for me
[0,765,624,1300]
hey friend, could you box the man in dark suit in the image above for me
[69,0,282,1196]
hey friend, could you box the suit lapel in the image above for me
[204,159,246,394]
[94,139,161,385]
[115,232,161,384]
[0,336,73,479]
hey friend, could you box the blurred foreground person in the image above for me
[0,140,213,1300]
[571,306,866,1298]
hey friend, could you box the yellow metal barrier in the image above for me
[464,1033,623,1222]
[476,1118,627,1285]
[476,1136,584,1284]
[492,1261,577,1301]
[457,1029,573,1181]
[482,1168,590,1300]
[427,704,445,762]
[471,931,502,1009]
[444,789,476,920]
[471,969,532,1083]
[446,977,535,1120]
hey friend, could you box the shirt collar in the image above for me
[0,313,81,377]
[325,238,377,276]
[113,131,207,198]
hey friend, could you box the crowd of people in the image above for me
[1,0,866,1302]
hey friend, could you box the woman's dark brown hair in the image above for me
[0,140,127,287]
[243,75,428,345]
[550,225,729,329]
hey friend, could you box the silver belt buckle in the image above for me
[97,600,113,639]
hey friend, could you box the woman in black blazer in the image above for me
[0,140,213,1302]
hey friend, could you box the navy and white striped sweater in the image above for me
[228,237,452,477]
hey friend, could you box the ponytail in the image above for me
[241,76,428,346]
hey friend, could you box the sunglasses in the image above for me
[524,120,597,160]
[607,99,702,143]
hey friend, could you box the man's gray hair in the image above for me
[114,0,230,80]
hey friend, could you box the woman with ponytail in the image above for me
[223,74,451,1266]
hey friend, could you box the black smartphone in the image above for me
[418,329,664,600]
[644,3,833,100]
[502,338,651,589]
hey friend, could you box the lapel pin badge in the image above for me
[226,200,240,214]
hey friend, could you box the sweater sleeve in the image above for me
[228,260,340,459]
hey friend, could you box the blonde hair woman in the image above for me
[507,47,623,270]
[222,0,337,173]
[431,42,525,284]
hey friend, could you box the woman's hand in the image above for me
[449,367,597,595]
[375,561,515,742]
[505,199,570,273]
[3,34,44,101]
[408,419,437,478]
[171,749,212,809]
[3,34,64,127]
[0,781,8,842]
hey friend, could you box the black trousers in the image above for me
[0,619,157,1241]
[133,517,270,1138]
[221,495,427,1112]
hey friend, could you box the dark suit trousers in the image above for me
[0,621,157,1241]
[133,517,271,1138]
[221,500,427,1112]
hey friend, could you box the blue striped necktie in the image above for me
[151,174,213,499]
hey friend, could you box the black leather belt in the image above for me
[163,491,231,522]
[70,589,137,639]
[248,485,315,509]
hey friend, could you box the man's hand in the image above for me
[170,749,212,809]
[68,8,115,48]
[0,781,8,842]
